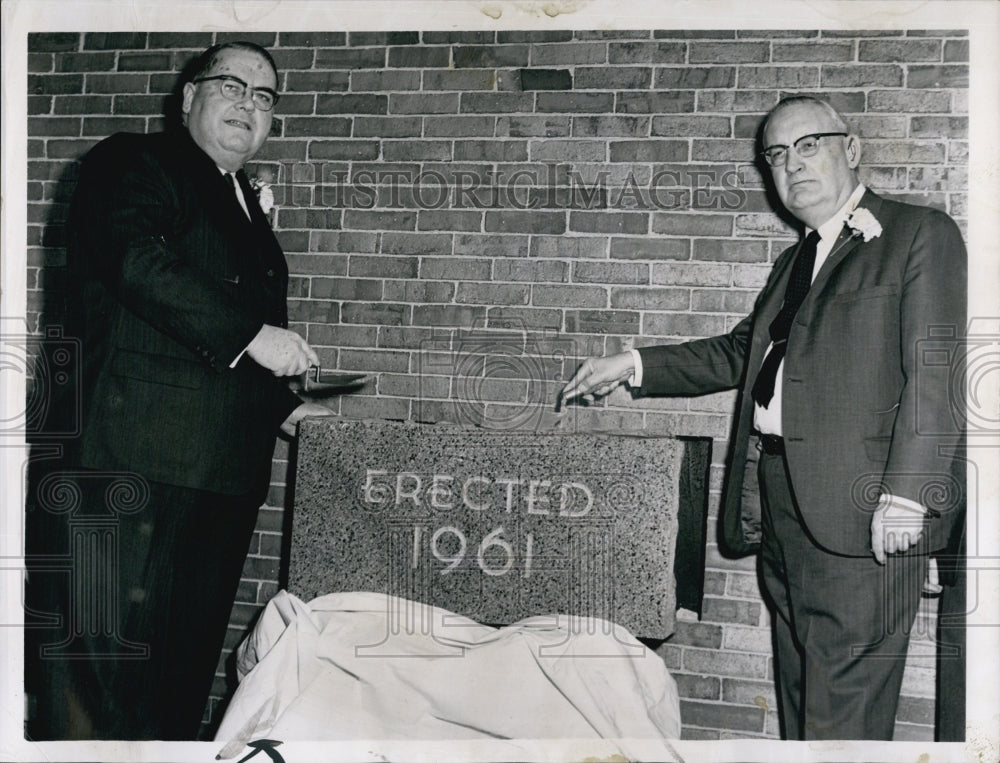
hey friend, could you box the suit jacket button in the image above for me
[266,268,275,277]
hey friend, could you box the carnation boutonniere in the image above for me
[249,176,275,216]
[846,207,882,242]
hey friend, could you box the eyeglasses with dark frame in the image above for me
[192,74,279,112]
[760,132,848,167]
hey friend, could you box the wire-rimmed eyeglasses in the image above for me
[760,132,847,167]
[192,74,279,112]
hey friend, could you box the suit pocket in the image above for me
[827,284,898,305]
[111,348,205,389]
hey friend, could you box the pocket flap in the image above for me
[111,348,205,389]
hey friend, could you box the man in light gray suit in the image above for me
[560,95,966,740]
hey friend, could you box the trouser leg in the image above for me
[26,470,258,740]
[757,450,926,740]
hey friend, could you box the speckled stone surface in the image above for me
[289,418,695,638]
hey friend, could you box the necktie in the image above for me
[225,172,250,218]
[751,229,822,408]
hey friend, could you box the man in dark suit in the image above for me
[26,41,330,740]
[559,96,966,740]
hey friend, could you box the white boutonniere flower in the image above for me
[846,207,883,242]
[249,176,275,215]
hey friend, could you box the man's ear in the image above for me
[181,82,195,118]
[845,134,861,169]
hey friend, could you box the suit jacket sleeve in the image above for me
[883,208,967,510]
[69,136,262,369]
[636,313,754,396]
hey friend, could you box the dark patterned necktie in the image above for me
[751,229,822,408]
[225,172,250,218]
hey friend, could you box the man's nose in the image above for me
[234,92,256,111]
[784,146,805,173]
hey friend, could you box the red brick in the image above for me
[531,42,607,66]
[721,678,777,708]
[689,42,769,64]
[681,700,765,733]
[608,41,686,65]
[860,39,942,62]
[570,212,649,235]
[644,313,728,338]
[572,115,649,138]
[529,285,604,309]
[29,74,84,95]
[387,46,450,68]
[531,236,607,260]
[564,309,638,336]
[910,116,967,139]
[697,91,777,114]
[575,66,652,90]
[675,674,722,700]
[738,65,819,89]
[341,395,411,421]
[343,209,416,231]
[457,283,530,306]
[773,42,853,62]
[310,277,382,300]
[317,93,387,114]
[668,620,724,649]
[461,92,535,113]
[610,287,688,311]
[452,45,529,68]
[421,257,490,281]
[861,141,946,165]
[424,68,496,91]
[412,305,487,328]
[655,67,734,89]
[494,260,569,283]
[315,48,386,69]
[390,92,459,114]
[684,647,770,679]
[284,117,352,138]
[84,32,148,50]
[944,39,969,63]
[353,116,422,137]
[573,261,649,285]
[485,211,565,235]
[28,32,80,52]
[821,64,903,88]
[907,65,968,89]
[339,349,410,373]
[117,53,172,72]
[867,89,952,114]
[693,239,769,263]
[651,262,730,287]
[351,70,421,91]
[29,117,81,136]
[610,237,690,261]
[341,302,409,327]
[536,92,615,114]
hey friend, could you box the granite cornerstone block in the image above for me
[288,418,708,639]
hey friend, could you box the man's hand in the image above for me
[246,324,319,377]
[558,351,635,409]
[280,401,336,437]
[871,494,928,564]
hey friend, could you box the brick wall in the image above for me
[25,29,967,741]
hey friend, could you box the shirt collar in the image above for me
[808,184,867,243]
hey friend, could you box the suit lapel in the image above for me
[809,189,884,297]
[235,169,266,229]
[746,237,802,367]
